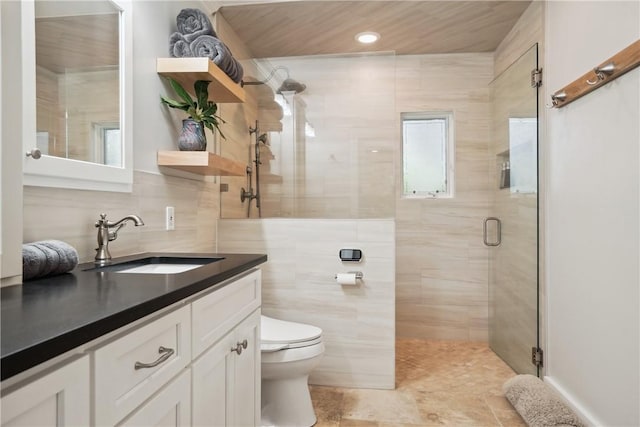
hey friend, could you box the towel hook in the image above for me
[547,91,567,108]
[586,62,615,85]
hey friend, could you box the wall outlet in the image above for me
[166,206,175,231]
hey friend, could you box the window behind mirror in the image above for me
[401,112,455,198]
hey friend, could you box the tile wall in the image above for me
[394,53,494,341]
[218,218,395,389]
[23,170,219,262]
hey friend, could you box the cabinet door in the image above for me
[191,328,235,427]
[119,369,191,427]
[229,310,261,427]
[1,356,89,427]
[192,309,261,427]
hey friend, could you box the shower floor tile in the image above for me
[310,339,526,427]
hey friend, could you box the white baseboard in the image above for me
[543,376,604,427]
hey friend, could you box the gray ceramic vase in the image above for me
[178,119,207,151]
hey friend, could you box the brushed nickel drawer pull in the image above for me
[134,346,174,370]
[231,339,248,355]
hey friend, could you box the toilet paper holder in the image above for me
[334,271,363,280]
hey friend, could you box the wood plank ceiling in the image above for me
[218,1,532,58]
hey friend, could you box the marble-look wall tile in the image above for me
[23,170,218,263]
[218,218,395,389]
[395,53,494,341]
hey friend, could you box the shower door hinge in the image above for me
[531,68,543,88]
[531,347,544,367]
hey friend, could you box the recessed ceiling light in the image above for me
[355,31,380,44]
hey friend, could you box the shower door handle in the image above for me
[483,217,502,247]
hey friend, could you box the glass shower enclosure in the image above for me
[487,44,539,375]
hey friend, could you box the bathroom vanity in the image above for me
[0,252,266,427]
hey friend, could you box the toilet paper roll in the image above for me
[335,273,357,285]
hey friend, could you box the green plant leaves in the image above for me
[194,80,210,112]
[161,77,226,139]
[160,95,190,112]
[168,77,195,108]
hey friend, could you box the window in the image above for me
[401,112,454,198]
[93,123,122,167]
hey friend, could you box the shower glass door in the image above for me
[487,44,539,375]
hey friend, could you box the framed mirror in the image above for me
[22,0,133,192]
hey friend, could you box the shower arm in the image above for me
[241,66,289,87]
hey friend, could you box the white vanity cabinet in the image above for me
[0,356,90,427]
[0,268,262,427]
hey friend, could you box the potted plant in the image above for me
[161,77,225,151]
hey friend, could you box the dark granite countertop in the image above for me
[0,252,267,381]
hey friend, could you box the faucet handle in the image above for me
[96,213,108,227]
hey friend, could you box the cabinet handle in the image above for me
[134,346,175,370]
[231,339,248,355]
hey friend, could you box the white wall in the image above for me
[545,2,639,426]
[1,1,25,285]
[133,0,216,173]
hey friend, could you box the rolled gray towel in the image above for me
[169,32,192,58]
[503,375,584,427]
[176,8,216,43]
[189,35,244,83]
[22,240,79,281]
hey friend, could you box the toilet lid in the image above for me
[261,315,322,345]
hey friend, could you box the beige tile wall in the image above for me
[23,170,219,263]
[220,51,495,342]
[225,53,397,219]
[218,218,396,389]
[395,53,494,341]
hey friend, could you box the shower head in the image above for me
[257,133,269,144]
[277,78,306,94]
[241,65,306,94]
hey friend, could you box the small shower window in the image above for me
[401,112,454,198]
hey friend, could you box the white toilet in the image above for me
[260,315,325,427]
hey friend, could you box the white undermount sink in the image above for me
[85,256,224,274]
[115,264,206,274]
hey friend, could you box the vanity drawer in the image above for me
[93,305,191,426]
[192,270,261,357]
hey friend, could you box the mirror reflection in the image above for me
[35,1,121,167]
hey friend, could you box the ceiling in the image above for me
[218,1,532,58]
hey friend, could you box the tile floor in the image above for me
[310,339,527,427]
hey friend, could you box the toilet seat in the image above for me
[261,315,322,352]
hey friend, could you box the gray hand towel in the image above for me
[169,32,192,58]
[189,35,244,83]
[176,8,216,43]
[23,240,79,281]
